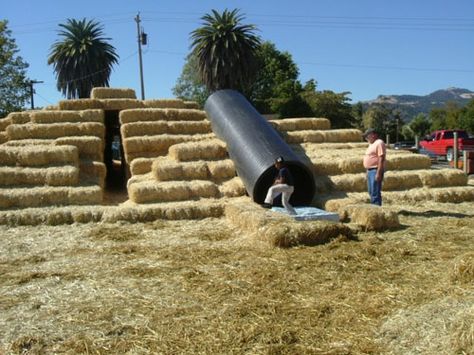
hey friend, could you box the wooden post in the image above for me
[415,135,419,149]
[386,134,390,146]
[453,131,458,169]
[463,150,468,174]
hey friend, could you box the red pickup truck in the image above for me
[419,129,474,161]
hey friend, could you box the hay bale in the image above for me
[7,112,30,124]
[207,159,236,180]
[270,118,331,131]
[54,136,104,161]
[100,99,144,111]
[3,139,54,146]
[386,154,431,170]
[120,121,211,138]
[7,122,105,140]
[128,180,219,203]
[224,199,354,247]
[30,110,104,124]
[152,159,209,181]
[342,204,400,231]
[322,129,362,142]
[383,170,423,190]
[418,169,468,188]
[0,145,78,167]
[143,99,186,108]
[90,87,136,99]
[130,158,155,175]
[450,305,474,354]
[219,177,246,197]
[0,185,102,208]
[299,142,368,150]
[168,139,227,161]
[0,118,11,131]
[183,101,200,109]
[119,108,207,124]
[79,161,106,188]
[58,99,103,110]
[0,166,79,186]
[285,130,325,143]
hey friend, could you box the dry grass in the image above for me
[0,201,472,353]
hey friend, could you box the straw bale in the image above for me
[0,166,79,186]
[450,305,474,354]
[322,129,363,142]
[31,110,104,124]
[219,176,246,197]
[120,121,211,138]
[224,199,353,248]
[418,169,468,188]
[299,142,368,150]
[284,129,362,144]
[431,186,474,203]
[7,122,105,140]
[386,154,431,170]
[130,158,155,175]
[128,180,219,203]
[382,170,423,190]
[43,105,58,110]
[90,87,136,99]
[0,132,7,144]
[119,108,207,124]
[54,136,103,161]
[0,185,102,208]
[0,117,11,131]
[126,172,152,189]
[123,135,189,157]
[152,159,209,181]
[58,99,103,110]
[79,161,106,188]
[342,204,400,231]
[7,112,30,124]
[168,139,227,161]
[183,101,200,109]
[143,99,186,108]
[269,118,331,131]
[100,99,144,111]
[0,145,78,167]
[450,252,474,284]
[285,130,324,143]
[207,159,236,180]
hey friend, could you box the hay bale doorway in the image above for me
[104,110,127,197]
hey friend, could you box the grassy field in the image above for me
[1,201,473,354]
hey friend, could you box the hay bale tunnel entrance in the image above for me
[104,110,127,193]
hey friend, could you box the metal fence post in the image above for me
[453,131,458,169]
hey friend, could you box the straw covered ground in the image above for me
[1,201,473,354]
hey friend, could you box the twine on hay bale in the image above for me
[168,139,227,162]
[0,145,79,167]
[90,87,136,99]
[225,198,354,248]
[119,108,207,124]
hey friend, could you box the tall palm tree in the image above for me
[48,18,119,99]
[190,9,261,93]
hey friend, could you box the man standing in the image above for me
[262,156,297,215]
[363,128,386,206]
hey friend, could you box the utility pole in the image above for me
[28,80,43,110]
[135,13,146,100]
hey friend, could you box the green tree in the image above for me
[48,18,119,99]
[458,99,474,133]
[362,105,394,136]
[190,9,261,92]
[172,53,209,108]
[409,113,431,138]
[302,89,354,128]
[0,20,29,117]
[351,102,365,130]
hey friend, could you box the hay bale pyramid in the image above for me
[0,87,472,230]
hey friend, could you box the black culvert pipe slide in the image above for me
[204,89,315,205]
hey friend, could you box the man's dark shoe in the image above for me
[261,203,272,209]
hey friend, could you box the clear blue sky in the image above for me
[4,0,474,108]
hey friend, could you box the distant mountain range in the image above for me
[361,87,474,121]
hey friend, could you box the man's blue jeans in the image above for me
[367,169,383,206]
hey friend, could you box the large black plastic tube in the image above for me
[204,90,315,205]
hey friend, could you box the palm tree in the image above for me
[190,9,261,92]
[48,18,119,99]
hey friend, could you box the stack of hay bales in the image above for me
[0,110,105,208]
